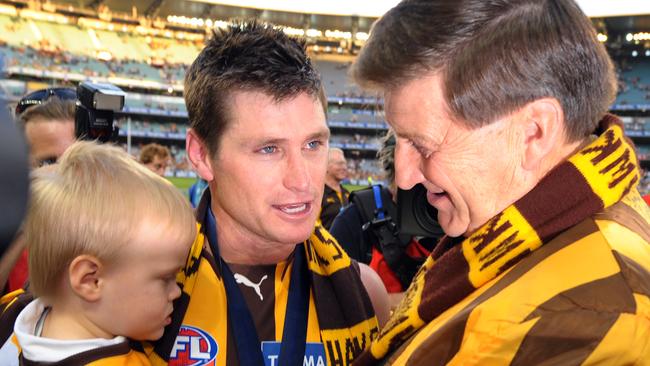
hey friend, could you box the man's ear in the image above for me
[68,255,103,302]
[520,98,565,171]
[186,129,215,181]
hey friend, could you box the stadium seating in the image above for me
[614,59,650,107]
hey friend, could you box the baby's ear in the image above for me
[68,255,103,302]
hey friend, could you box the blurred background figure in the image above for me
[320,147,350,229]
[1,88,77,294]
[16,88,76,168]
[139,142,170,177]
[330,131,442,306]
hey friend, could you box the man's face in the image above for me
[385,74,523,237]
[96,219,189,340]
[145,155,169,177]
[24,118,75,168]
[326,150,348,183]
[208,91,329,249]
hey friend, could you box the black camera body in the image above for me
[75,82,125,142]
[396,184,445,238]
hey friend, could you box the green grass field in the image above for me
[167,177,369,197]
[167,177,195,197]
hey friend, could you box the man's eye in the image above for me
[409,141,431,158]
[306,140,322,150]
[38,157,58,167]
[259,146,277,154]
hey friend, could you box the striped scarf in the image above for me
[354,114,639,364]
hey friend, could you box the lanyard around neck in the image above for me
[205,205,310,366]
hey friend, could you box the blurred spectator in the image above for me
[139,142,170,177]
[320,147,350,229]
[17,92,76,168]
[330,132,442,306]
[1,90,76,294]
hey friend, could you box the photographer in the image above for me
[1,88,77,295]
[330,131,443,306]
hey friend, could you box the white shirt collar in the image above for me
[14,298,126,363]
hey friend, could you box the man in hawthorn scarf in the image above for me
[144,21,389,366]
[350,0,650,364]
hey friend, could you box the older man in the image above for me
[145,21,389,366]
[351,0,650,364]
[320,147,350,229]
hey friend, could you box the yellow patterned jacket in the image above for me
[378,193,650,365]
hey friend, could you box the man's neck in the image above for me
[216,236,296,265]
[206,206,297,266]
[324,178,341,192]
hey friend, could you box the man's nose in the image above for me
[284,152,310,192]
[395,141,425,190]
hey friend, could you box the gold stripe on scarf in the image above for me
[464,205,541,287]
[570,123,639,206]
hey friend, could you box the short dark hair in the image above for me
[352,0,616,141]
[185,20,326,156]
[19,97,75,130]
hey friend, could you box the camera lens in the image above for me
[413,185,443,237]
[396,183,445,238]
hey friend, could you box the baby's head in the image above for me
[25,141,196,340]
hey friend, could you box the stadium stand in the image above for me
[1,1,649,191]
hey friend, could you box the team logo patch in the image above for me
[169,325,219,366]
[262,341,327,366]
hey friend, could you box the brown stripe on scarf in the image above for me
[310,264,376,329]
[417,248,473,322]
[516,163,602,242]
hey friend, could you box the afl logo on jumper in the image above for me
[169,325,219,366]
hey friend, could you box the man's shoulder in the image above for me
[592,191,650,273]
[594,191,650,243]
